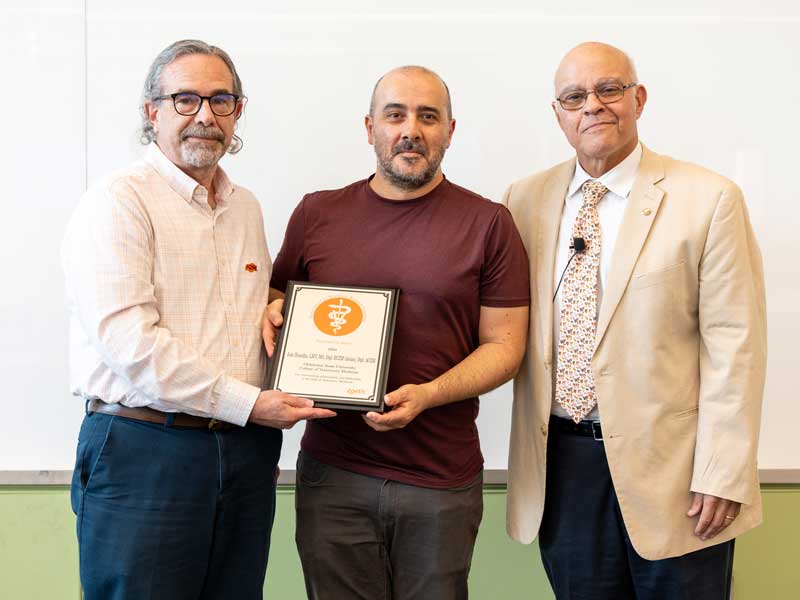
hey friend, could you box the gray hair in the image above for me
[139,39,245,153]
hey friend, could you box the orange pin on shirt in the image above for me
[245,263,258,272]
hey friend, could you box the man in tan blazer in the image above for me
[503,42,766,599]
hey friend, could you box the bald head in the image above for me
[369,66,453,120]
[555,42,638,93]
[550,41,647,178]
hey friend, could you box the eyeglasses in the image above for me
[556,82,638,111]
[153,92,242,116]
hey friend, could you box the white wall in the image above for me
[2,1,85,469]
[2,1,797,471]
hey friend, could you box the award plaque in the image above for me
[267,281,399,412]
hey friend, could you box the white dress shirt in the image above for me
[62,144,271,426]
[551,143,642,420]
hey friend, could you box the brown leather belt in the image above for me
[87,399,237,430]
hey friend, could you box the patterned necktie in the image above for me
[555,180,608,423]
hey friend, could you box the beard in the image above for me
[180,125,227,168]
[376,138,446,191]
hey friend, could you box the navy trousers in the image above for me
[539,416,735,600]
[71,410,282,600]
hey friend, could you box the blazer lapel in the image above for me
[537,160,574,360]
[594,146,665,351]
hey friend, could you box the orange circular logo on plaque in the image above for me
[313,297,363,336]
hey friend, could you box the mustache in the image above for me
[181,126,225,142]
[393,140,427,156]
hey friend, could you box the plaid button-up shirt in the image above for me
[62,144,271,426]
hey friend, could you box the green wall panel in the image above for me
[0,485,796,599]
[730,486,800,599]
[264,489,305,598]
[0,487,80,600]
[469,488,553,599]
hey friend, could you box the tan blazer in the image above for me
[503,145,767,560]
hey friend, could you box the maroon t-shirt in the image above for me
[271,176,530,488]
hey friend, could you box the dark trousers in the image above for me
[295,451,484,600]
[71,410,282,600]
[539,416,735,600]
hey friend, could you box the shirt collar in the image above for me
[566,142,642,200]
[144,143,235,205]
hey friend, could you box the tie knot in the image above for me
[581,180,608,207]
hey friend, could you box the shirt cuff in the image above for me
[211,375,260,427]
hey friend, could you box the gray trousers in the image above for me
[295,451,483,600]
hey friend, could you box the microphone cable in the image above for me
[553,237,586,303]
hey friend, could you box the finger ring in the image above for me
[724,515,736,521]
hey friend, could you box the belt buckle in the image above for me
[591,421,603,441]
[208,418,224,430]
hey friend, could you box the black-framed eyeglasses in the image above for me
[556,82,638,111]
[153,92,242,116]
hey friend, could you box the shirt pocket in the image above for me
[673,405,699,420]
[630,261,686,290]
[239,257,270,327]
[624,261,687,340]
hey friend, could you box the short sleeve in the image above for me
[479,206,531,308]
[270,197,309,291]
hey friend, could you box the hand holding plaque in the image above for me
[267,282,399,412]
[262,297,285,358]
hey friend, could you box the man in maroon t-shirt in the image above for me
[266,66,530,600]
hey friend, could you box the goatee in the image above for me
[378,140,443,191]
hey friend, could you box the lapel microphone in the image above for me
[553,237,587,302]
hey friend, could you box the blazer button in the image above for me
[540,424,548,436]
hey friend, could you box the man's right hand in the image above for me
[249,390,336,429]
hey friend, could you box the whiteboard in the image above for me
[2,0,797,472]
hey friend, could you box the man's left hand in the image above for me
[261,298,284,358]
[687,492,741,541]
[362,383,435,432]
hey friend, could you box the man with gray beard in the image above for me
[267,66,531,600]
[62,39,333,599]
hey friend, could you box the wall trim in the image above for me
[2,468,799,486]
[0,470,73,485]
